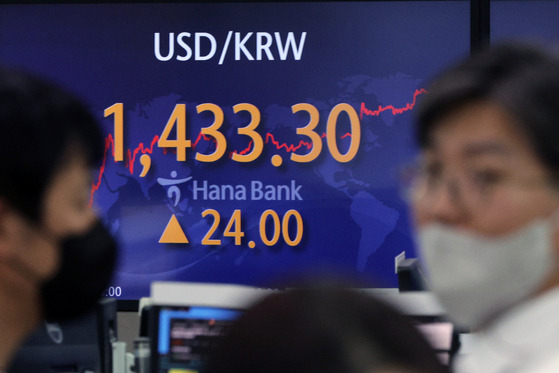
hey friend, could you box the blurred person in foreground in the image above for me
[0,67,117,368]
[410,42,559,372]
[206,285,450,373]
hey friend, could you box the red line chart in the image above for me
[359,88,427,119]
[90,88,426,203]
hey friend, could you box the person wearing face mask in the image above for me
[0,67,117,369]
[409,42,559,373]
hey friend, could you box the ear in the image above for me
[540,224,559,294]
[553,222,559,256]
[0,200,22,261]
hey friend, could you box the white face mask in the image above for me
[418,217,555,330]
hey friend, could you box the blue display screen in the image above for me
[156,306,242,373]
[491,0,559,44]
[0,2,470,299]
[158,307,241,354]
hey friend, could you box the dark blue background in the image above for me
[0,2,470,299]
[491,0,559,45]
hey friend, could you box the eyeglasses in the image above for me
[400,160,556,210]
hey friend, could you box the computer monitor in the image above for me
[7,298,117,373]
[148,305,242,373]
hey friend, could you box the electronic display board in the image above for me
[0,1,470,300]
[491,0,559,44]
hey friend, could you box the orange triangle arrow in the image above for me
[159,214,189,244]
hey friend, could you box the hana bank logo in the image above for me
[157,172,192,207]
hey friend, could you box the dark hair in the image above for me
[417,42,559,178]
[0,67,103,221]
[206,286,449,373]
